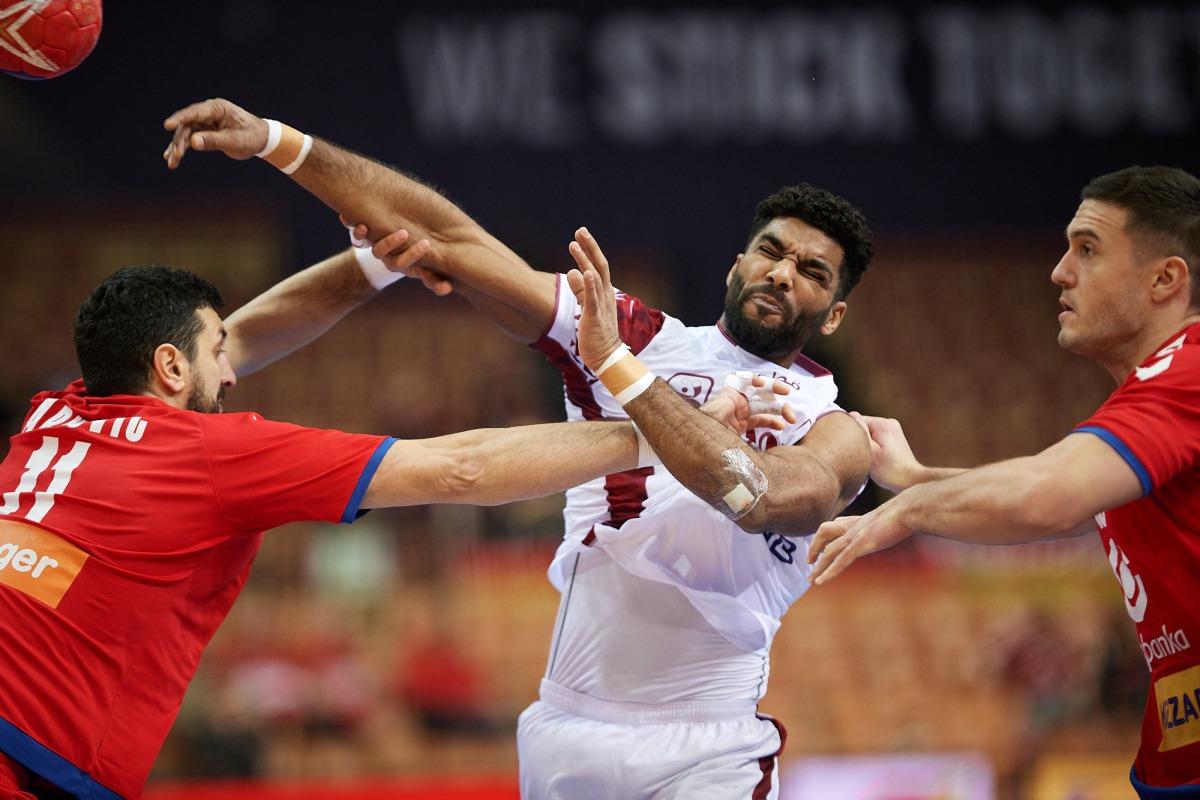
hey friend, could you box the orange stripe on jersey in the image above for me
[0,519,88,609]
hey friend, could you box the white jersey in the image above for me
[533,276,844,704]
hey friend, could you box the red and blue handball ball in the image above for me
[0,0,102,80]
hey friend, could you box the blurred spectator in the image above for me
[396,631,505,736]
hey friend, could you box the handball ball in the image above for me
[0,0,102,80]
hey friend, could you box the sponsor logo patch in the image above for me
[1155,663,1200,752]
[0,520,88,608]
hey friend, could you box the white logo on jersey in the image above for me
[1108,538,1148,623]
[1135,333,1185,382]
[667,373,714,405]
[23,400,147,442]
[1141,624,1192,668]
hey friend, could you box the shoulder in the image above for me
[808,410,870,452]
[781,410,870,472]
[190,410,311,443]
[789,351,833,379]
[1110,327,1200,401]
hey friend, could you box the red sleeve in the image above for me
[1076,336,1200,495]
[199,413,394,532]
[613,290,666,354]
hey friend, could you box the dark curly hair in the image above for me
[73,266,225,397]
[748,184,874,300]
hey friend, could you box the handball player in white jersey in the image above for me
[164,98,876,799]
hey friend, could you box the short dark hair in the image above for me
[1082,166,1200,305]
[73,266,225,397]
[748,184,875,301]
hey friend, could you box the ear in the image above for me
[820,301,848,336]
[726,254,743,286]
[150,343,189,398]
[1151,256,1191,306]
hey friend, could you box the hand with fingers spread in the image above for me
[806,502,914,585]
[701,372,798,436]
[565,226,626,371]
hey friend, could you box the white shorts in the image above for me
[517,680,787,800]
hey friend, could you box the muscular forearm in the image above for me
[225,248,376,375]
[623,381,845,534]
[363,421,639,508]
[624,380,764,515]
[283,140,557,340]
[282,139,465,251]
[894,464,968,491]
[891,456,1094,544]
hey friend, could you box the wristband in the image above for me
[256,119,313,174]
[631,422,663,468]
[349,229,406,290]
[594,347,654,406]
[594,343,630,377]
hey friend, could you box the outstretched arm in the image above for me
[224,236,428,376]
[806,426,1139,585]
[362,420,640,508]
[567,228,870,536]
[163,98,557,343]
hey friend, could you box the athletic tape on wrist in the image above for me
[256,119,313,174]
[613,373,655,405]
[713,448,768,521]
[594,343,631,377]
[595,348,653,405]
[631,422,662,468]
[349,228,406,289]
[256,119,282,157]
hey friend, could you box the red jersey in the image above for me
[0,381,394,799]
[1075,322,1200,788]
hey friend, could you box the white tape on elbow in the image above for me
[714,448,768,521]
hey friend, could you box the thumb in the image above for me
[190,129,259,160]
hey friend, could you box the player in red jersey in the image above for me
[805,166,1200,797]
[0,245,780,798]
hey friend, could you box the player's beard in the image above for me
[721,272,832,363]
[185,374,224,414]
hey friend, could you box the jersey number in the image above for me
[0,437,90,523]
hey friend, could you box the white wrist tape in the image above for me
[631,422,662,468]
[613,373,655,405]
[349,227,406,290]
[256,118,313,174]
[594,344,654,406]
[256,119,283,157]
[281,134,313,175]
[595,343,631,377]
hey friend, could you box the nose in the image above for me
[765,260,792,291]
[1050,252,1073,287]
[220,354,237,388]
